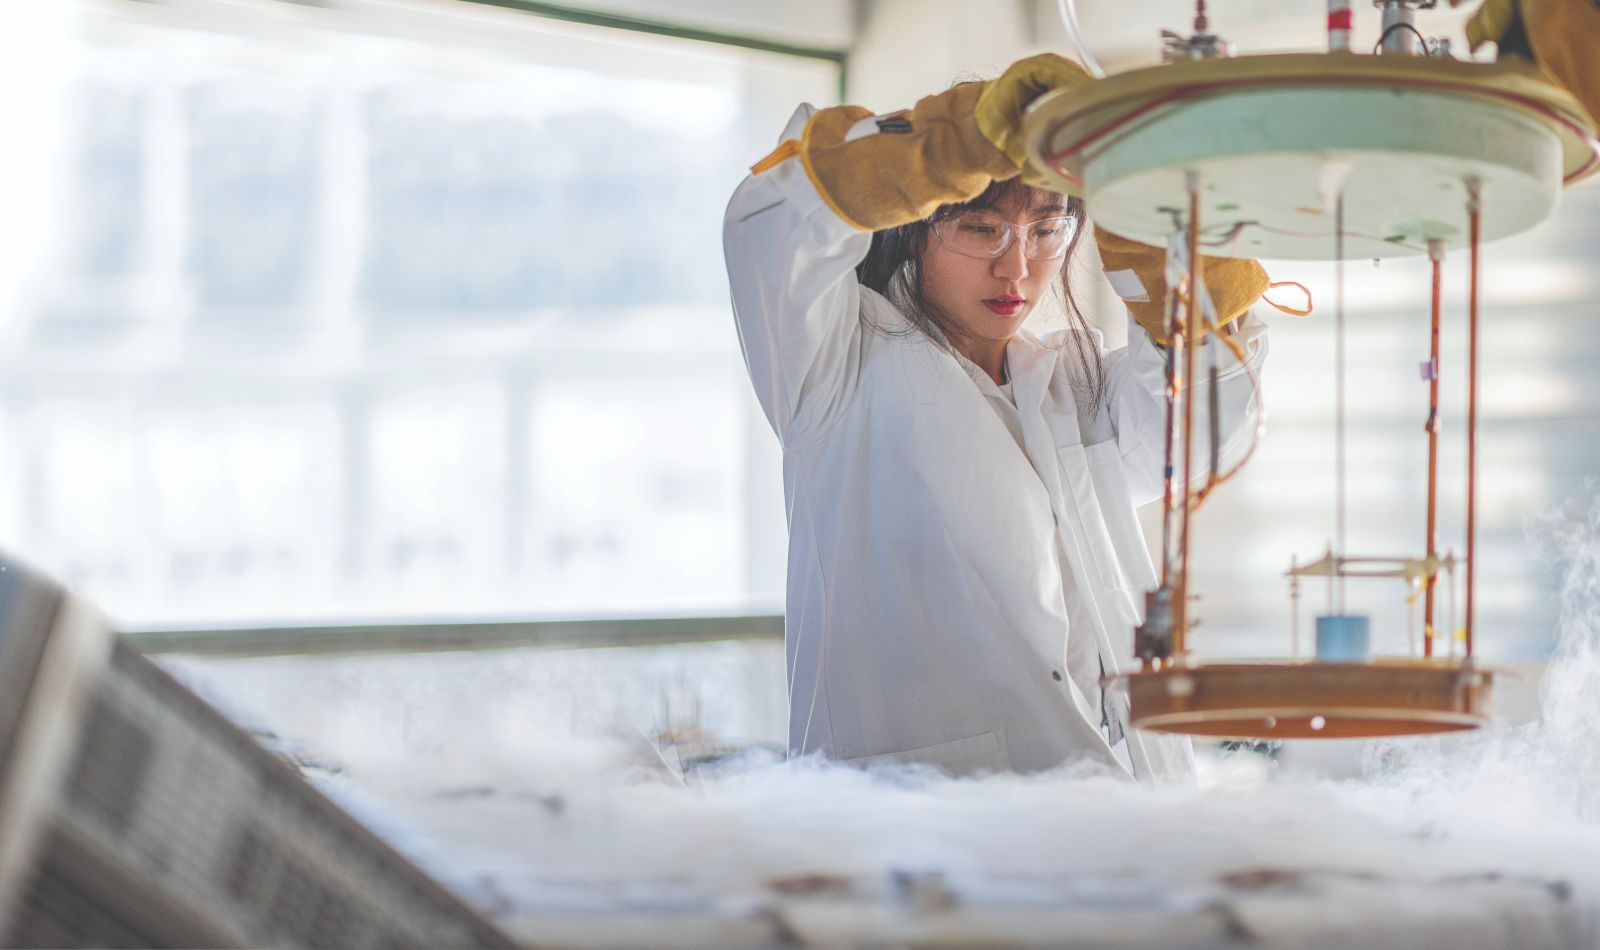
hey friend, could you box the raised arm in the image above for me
[724,55,1095,445]
[724,108,873,446]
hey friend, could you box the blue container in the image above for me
[1315,614,1371,662]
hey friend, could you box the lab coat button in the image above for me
[1051,670,1063,682]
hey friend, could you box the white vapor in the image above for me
[160,498,1600,947]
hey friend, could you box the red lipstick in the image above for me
[983,295,1025,317]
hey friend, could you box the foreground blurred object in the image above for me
[0,555,514,948]
[1452,0,1600,127]
[1024,0,1599,740]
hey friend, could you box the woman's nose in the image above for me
[992,235,1030,280]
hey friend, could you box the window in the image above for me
[4,1,834,628]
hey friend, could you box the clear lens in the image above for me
[932,212,1077,261]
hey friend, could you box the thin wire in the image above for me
[1236,219,1430,255]
[1291,556,1301,659]
[1424,242,1443,657]
[1335,191,1347,613]
[1177,174,1202,655]
[1372,21,1429,55]
[1466,181,1482,658]
[1185,300,1265,509]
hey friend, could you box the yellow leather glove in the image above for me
[975,53,1097,175]
[1450,0,1600,128]
[752,54,1094,232]
[1095,228,1269,344]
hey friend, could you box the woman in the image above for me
[724,55,1269,783]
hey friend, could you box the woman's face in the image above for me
[919,189,1069,350]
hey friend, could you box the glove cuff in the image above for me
[750,85,1019,232]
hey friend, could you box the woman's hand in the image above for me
[974,54,1097,174]
[748,54,1096,232]
[1095,228,1268,346]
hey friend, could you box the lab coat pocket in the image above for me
[845,729,1011,777]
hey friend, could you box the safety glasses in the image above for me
[930,211,1078,262]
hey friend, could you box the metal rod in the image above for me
[1291,555,1301,659]
[1449,557,1459,656]
[1160,286,1182,589]
[1326,543,1336,614]
[1203,235,1216,492]
[1425,240,1444,657]
[1177,171,1202,656]
[1409,586,1417,655]
[1335,191,1347,612]
[1466,179,1482,658]
[1208,355,1222,486]
[1378,0,1419,55]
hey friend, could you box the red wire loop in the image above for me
[1044,74,1600,187]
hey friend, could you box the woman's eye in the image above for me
[962,224,997,235]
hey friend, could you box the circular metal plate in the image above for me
[1108,659,1496,739]
[1023,53,1599,260]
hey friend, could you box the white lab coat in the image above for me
[724,106,1267,784]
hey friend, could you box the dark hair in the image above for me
[855,176,1105,412]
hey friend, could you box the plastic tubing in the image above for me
[1056,0,1106,78]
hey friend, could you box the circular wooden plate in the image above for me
[1107,659,1497,739]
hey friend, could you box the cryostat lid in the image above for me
[1023,53,1599,260]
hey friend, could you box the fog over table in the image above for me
[161,498,1600,948]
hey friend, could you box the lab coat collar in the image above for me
[921,321,1014,398]
[937,329,1056,409]
[1005,332,1055,419]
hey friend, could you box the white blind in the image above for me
[2,0,830,627]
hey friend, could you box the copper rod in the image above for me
[1465,182,1482,658]
[1177,172,1202,656]
[1425,241,1443,658]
